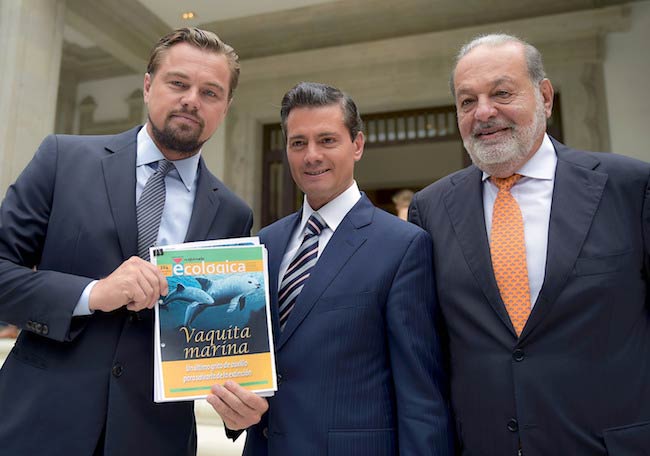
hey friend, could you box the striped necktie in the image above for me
[490,174,531,336]
[137,159,174,261]
[278,212,327,331]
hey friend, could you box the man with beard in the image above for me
[409,34,650,455]
[0,28,252,455]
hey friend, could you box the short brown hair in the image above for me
[146,27,240,100]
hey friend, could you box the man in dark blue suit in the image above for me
[0,28,252,455]
[208,82,454,455]
[409,34,650,455]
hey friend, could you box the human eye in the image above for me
[458,97,475,110]
[289,139,306,149]
[320,136,337,146]
[169,80,186,89]
[494,89,512,100]
[203,89,222,100]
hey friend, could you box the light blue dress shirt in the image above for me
[73,126,201,316]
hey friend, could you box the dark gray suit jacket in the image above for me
[0,126,252,455]
[409,138,650,455]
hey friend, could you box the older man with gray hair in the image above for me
[409,33,650,455]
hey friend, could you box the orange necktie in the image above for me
[490,174,531,336]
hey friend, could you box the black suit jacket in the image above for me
[0,126,252,455]
[409,139,650,455]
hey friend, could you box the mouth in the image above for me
[170,112,202,126]
[304,169,330,176]
[474,126,510,140]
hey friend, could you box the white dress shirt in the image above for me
[277,181,362,289]
[482,133,557,307]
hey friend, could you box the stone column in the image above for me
[0,0,66,198]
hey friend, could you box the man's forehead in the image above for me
[287,105,345,128]
[457,42,525,71]
[454,43,528,88]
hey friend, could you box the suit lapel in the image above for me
[184,158,221,242]
[277,196,372,350]
[265,213,301,344]
[520,140,607,340]
[444,166,517,335]
[102,127,140,259]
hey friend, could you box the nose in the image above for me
[180,87,200,111]
[474,96,497,122]
[304,143,323,164]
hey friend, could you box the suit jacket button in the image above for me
[512,349,525,362]
[112,364,124,377]
[507,418,519,432]
[26,321,34,330]
[262,427,269,438]
[41,325,49,336]
[277,373,283,385]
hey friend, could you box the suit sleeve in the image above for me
[0,135,93,342]
[386,229,455,455]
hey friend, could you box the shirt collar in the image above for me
[300,181,362,233]
[136,125,201,191]
[482,133,557,182]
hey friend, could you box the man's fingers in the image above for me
[221,381,269,413]
[207,393,248,430]
[90,256,167,312]
[207,382,268,430]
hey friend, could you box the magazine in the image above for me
[151,237,277,402]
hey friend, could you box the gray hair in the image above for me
[449,33,546,97]
[280,82,363,142]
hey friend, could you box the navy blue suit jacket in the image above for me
[409,139,650,455]
[244,195,454,456]
[0,126,252,455]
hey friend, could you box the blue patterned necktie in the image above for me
[278,212,327,331]
[137,159,174,261]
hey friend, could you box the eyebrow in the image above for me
[492,77,516,86]
[164,71,226,95]
[288,131,339,140]
[455,76,517,96]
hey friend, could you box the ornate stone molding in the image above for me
[239,5,631,83]
[78,90,143,135]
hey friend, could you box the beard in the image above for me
[463,92,547,176]
[148,110,206,156]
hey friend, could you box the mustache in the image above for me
[471,120,513,135]
[168,108,204,127]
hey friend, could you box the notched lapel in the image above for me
[444,167,516,335]
[267,214,301,344]
[184,159,221,242]
[277,197,373,349]
[102,132,138,259]
[521,147,607,340]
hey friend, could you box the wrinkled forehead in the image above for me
[454,42,529,90]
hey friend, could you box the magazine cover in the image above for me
[152,240,277,402]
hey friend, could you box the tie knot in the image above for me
[491,174,522,192]
[305,212,326,236]
[156,159,174,176]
